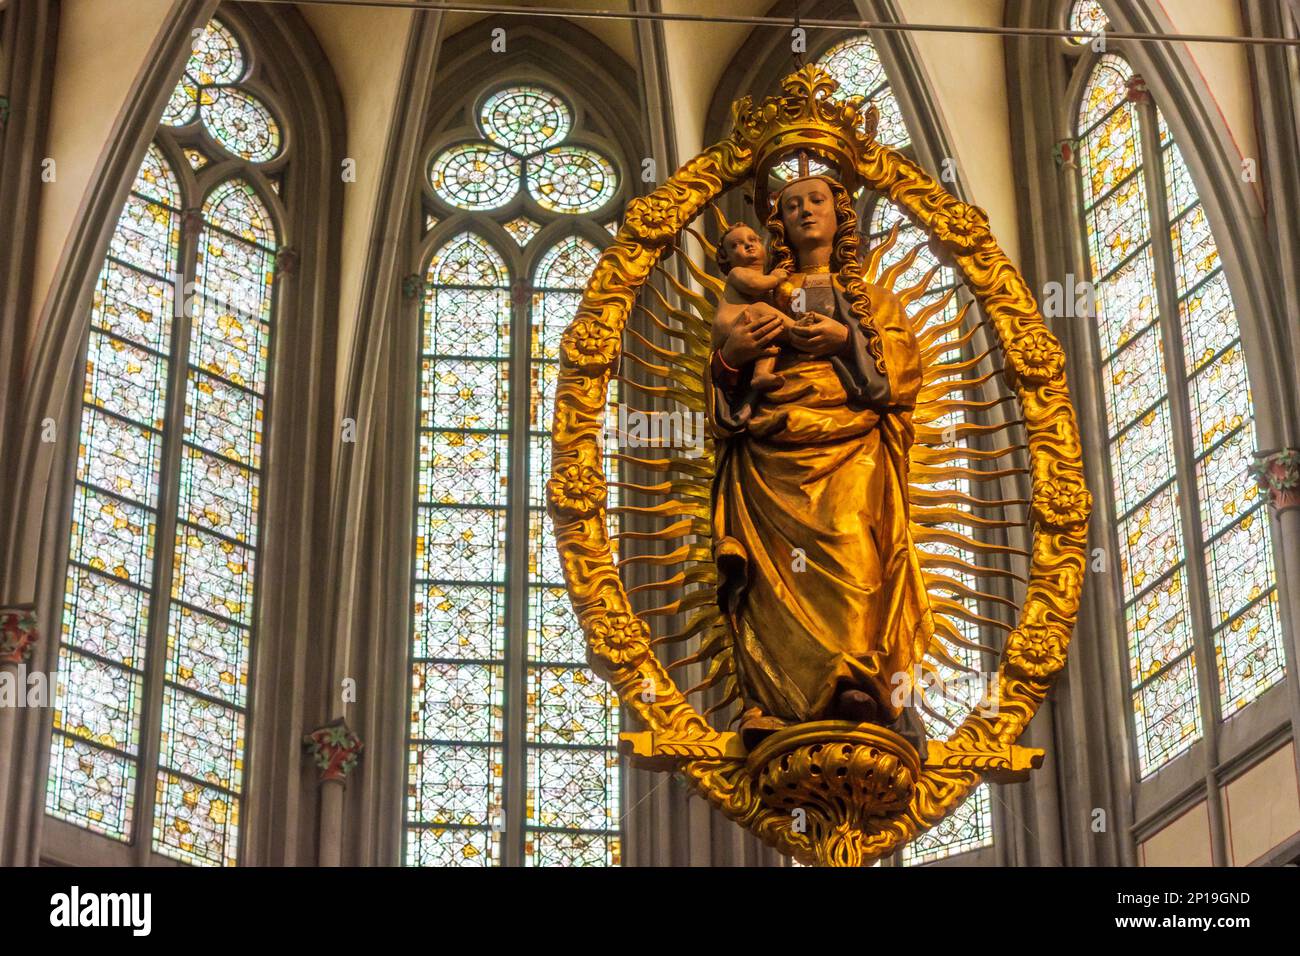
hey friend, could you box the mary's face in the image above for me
[779,179,836,253]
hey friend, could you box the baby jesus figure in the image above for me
[712,222,805,392]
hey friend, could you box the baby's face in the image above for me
[724,226,764,269]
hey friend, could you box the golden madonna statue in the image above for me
[548,65,1091,866]
[708,167,933,750]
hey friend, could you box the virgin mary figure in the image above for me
[706,173,935,747]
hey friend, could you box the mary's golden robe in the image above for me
[707,276,934,724]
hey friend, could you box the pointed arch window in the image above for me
[47,18,283,866]
[408,81,622,866]
[1071,22,1285,775]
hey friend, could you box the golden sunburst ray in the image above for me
[667,626,730,671]
[638,587,718,618]
[917,369,1001,401]
[913,419,1025,446]
[611,477,710,499]
[613,377,705,411]
[911,394,1016,424]
[920,315,983,359]
[625,565,718,597]
[616,544,710,570]
[611,496,709,519]
[910,504,1019,529]
[924,572,1019,610]
[910,443,1026,465]
[611,452,713,478]
[613,517,711,544]
[897,264,941,309]
[910,488,1028,511]
[862,220,901,282]
[877,241,924,292]
[684,648,734,697]
[915,551,1026,583]
[907,286,958,332]
[624,324,705,369]
[921,345,1000,383]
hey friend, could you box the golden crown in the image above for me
[731,64,880,218]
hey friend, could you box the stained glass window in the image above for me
[429,84,618,216]
[1075,50,1285,776]
[527,236,620,866]
[162,19,281,163]
[412,78,623,866]
[504,216,542,248]
[526,147,618,214]
[48,17,281,866]
[429,144,521,211]
[480,86,571,154]
[1069,0,1109,41]
[408,229,621,867]
[815,36,909,149]
[407,232,511,867]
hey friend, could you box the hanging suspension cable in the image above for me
[231,0,1300,48]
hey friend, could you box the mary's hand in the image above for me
[789,312,849,357]
[719,303,786,368]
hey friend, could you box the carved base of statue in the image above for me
[747,721,921,867]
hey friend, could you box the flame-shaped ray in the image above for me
[897,264,941,308]
[907,287,957,332]
[877,242,924,292]
[625,324,705,370]
[703,684,743,720]
[653,608,726,647]
[639,587,719,618]
[618,550,711,574]
[911,394,1016,425]
[863,221,901,282]
[912,526,1028,557]
[922,346,1000,383]
[671,242,727,298]
[611,499,709,520]
[910,505,1020,530]
[613,517,711,543]
[909,462,1027,484]
[611,478,710,500]
[655,264,718,322]
[626,565,718,596]
[920,317,983,361]
[910,487,1028,511]
[611,453,714,478]
[668,627,731,671]
[632,302,695,345]
[684,648,734,697]
[929,597,1013,633]
[916,298,973,342]
[910,443,1025,466]
[916,551,1026,583]
[924,572,1019,611]
[920,628,982,673]
[912,420,1025,445]
[918,369,1000,401]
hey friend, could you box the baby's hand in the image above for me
[770,268,789,281]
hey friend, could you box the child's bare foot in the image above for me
[750,370,785,391]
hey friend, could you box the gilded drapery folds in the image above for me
[547,66,1089,865]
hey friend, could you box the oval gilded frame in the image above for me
[547,69,1090,864]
